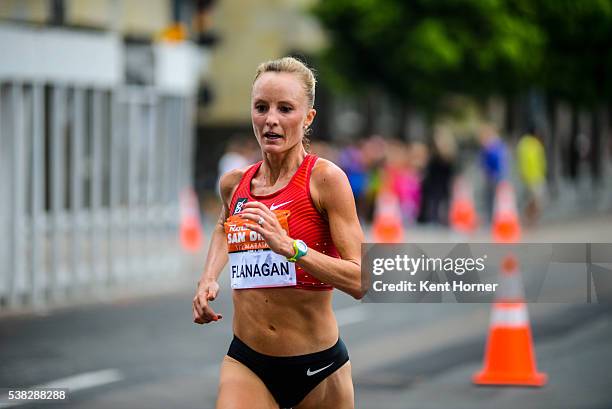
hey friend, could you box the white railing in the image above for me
[0,82,195,310]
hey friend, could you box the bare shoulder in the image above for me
[311,157,349,186]
[219,166,249,205]
[310,158,352,212]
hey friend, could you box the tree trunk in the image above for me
[504,95,514,137]
[590,108,602,185]
[363,90,376,136]
[396,102,409,141]
[545,96,558,195]
[568,104,579,181]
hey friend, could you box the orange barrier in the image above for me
[372,188,404,243]
[473,255,547,387]
[179,188,204,252]
[491,181,521,243]
[449,177,478,234]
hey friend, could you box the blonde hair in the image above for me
[253,57,316,108]
[253,57,316,151]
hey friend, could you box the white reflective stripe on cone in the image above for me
[490,303,529,327]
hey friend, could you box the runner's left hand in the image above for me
[239,201,294,258]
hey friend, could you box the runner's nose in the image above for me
[265,110,279,129]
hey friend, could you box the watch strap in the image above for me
[287,240,307,262]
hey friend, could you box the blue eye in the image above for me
[280,106,292,113]
[255,105,267,113]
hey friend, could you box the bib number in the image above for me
[225,209,294,289]
[229,250,296,289]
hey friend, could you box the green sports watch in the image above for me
[287,239,308,262]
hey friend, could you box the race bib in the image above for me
[225,210,296,289]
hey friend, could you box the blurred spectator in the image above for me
[217,136,257,190]
[362,136,388,222]
[418,128,456,225]
[478,123,508,221]
[386,140,422,224]
[339,143,368,220]
[517,127,547,226]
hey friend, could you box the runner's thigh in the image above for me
[216,356,279,409]
[294,361,354,409]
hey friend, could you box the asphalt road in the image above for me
[1,214,611,409]
[1,288,610,409]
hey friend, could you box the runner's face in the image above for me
[251,72,315,154]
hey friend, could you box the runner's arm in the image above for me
[294,160,365,299]
[193,169,244,324]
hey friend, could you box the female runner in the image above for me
[193,57,364,409]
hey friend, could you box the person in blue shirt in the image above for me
[479,123,508,221]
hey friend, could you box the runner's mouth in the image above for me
[264,132,283,140]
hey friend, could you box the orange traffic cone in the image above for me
[179,188,204,252]
[473,255,547,386]
[449,177,478,234]
[372,187,404,243]
[491,181,521,243]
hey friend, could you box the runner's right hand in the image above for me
[193,280,223,324]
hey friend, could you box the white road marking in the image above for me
[41,368,124,391]
[0,369,124,408]
[336,305,368,327]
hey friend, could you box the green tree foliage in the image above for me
[531,0,612,107]
[312,0,545,110]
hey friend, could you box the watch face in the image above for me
[296,240,308,252]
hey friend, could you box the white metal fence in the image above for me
[0,81,194,310]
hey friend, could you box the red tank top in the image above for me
[228,154,337,290]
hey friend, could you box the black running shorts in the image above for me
[227,335,350,408]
